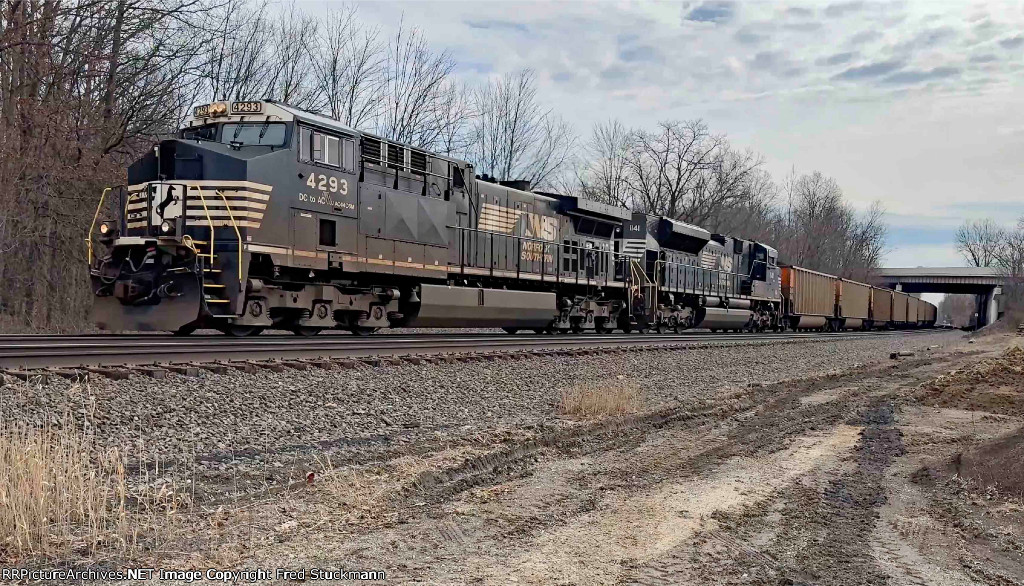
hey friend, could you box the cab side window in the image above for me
[299,126,351,170]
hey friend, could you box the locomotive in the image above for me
[86,100,925,335]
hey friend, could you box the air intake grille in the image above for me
[410,150,428,173]
[361,137,381,164]
[387,143,405,170]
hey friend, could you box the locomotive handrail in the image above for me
[448,224,615,286]
[215,189,244,292]
[361,154,452,183]
[189,184,216,263]
[87,187,113,265]
[654,257,747,299]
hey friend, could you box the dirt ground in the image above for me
[74,333,1024,584]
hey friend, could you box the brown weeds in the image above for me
[558,378,644,418]
[0,414,129,561]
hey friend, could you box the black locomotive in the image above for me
[88,100,911,336]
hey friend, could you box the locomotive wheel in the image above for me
[502,327,520,335]
[292,326,322,337]
[594,319,611,334]
[221,325,262,337]
[350,326,378,336]
[570,323,584,334]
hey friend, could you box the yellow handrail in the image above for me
[216,190,244,291]
[87,187,112,265]
[190,185,216,267]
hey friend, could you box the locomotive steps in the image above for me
[0,329,939,380]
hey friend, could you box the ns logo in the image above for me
[521,213,558,242]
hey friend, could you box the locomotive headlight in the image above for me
[160,220,174,234]
[210,101,228,116]
[99,222,111,235]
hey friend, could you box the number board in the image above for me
[231,101,263,114]
[193,104,211,117]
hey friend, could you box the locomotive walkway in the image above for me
[0,330,934,372]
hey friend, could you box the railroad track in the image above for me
[0,329,940,371]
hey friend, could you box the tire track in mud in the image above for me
[406,359,932,510]
[450,365,926,585]
[670,401,906,586]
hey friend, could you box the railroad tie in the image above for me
[245,360,288,373]
[278,360,311,370]
[162,364,201,377]
[45,368,89,382]
[83,366,132,380]
[196,363,231,375]
[2,369,51,384]
[133,366,168,379]
[220,361,257,374]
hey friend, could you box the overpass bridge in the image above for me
[872,267,1003,327]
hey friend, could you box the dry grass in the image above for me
[0,400,190,563]
[0,414,130,561]
[558,378,644,418]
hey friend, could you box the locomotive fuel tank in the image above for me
[693,307,753,330]
[404,284,557,328]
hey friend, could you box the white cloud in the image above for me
[325,0,1024,267]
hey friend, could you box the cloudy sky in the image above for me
[310,0,1024,268]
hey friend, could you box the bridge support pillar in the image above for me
[976,286,1002,328]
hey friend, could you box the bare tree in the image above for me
[572,120,631,206]
[685,145,765,227]
[376,20,461,149]
[0,0,217,331]
[202,0,276,102]
[955,218,1004,268]
[431,79,474,156]
[622,120,723,218]
[469,69,575,188]
[937,294,976,327]
[264,1,318,107]
[307,4,382,127]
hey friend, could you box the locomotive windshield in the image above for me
[224,122,286,146]
[180,122,286,147]
[182,124,217,141]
